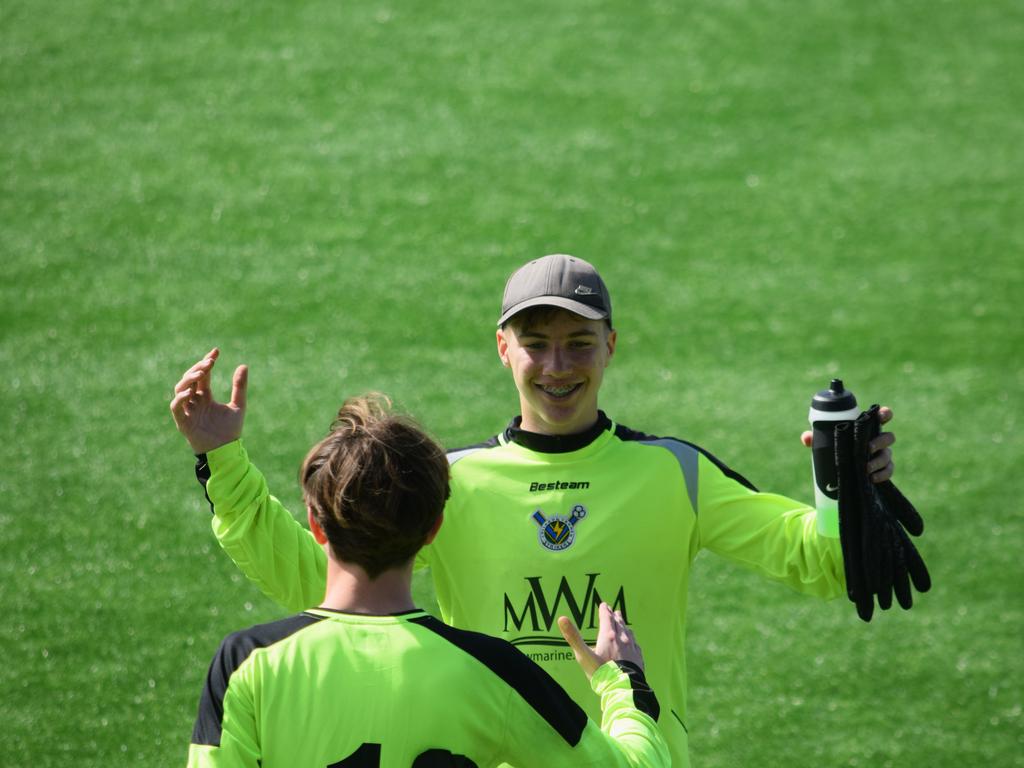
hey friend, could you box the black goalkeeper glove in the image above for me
[835,405,931,622]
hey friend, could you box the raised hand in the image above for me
[558,602,645,680]
[169,348,248,454]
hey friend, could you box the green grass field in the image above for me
[3,0,1022,765]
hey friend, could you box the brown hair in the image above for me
[300,394,450,579]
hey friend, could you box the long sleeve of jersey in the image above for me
[577,662,671,768]
[694,452,846,598]
[203,440,326,612]
[496,660,669,768]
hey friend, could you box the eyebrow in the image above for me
[517,328,598,339]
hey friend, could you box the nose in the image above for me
[543,345,570,376]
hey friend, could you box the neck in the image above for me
[319,555,416,615]
[519,412,599,436]
[507,412,611,453]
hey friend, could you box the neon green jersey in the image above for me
[186,608,668,767]
[199,413,845,768]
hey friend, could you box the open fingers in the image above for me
[193,349,219,398]
[174,349,219,396]
[558,615,599,678]
[169,387,195,427]
[169,387,191,412]
[601,605,631,647]
[601,603,645,669]
[609,608,629,642]
[557,615,587,659]
[596,601,616,643]
[180,348,219,380]
[173,368,206,398]
[230,365,248,410]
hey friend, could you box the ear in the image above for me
[308,506,328,545]
[604,328,617,365]
[496,328,511,367]
[424,511,444,545]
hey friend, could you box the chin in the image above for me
[541,410,591,434]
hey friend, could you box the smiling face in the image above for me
[496,308,617,436]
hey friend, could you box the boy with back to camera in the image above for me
[179,393,668,767]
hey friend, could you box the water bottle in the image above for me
[809,379,860,537]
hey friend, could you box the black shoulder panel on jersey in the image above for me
[194,453,215,514]
[191,613,326,747]
[614,423,759,492]
[408,614,587,747]
[615,660,660,722]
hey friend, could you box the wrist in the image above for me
[205,438,245,468]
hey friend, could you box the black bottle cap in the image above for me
[811,379,857,412]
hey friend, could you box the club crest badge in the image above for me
[532,504,587,552]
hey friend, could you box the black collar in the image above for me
[504,412,612,453]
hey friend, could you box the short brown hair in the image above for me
[300,394,450,579]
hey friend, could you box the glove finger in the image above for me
[853,407,879,462]
[854,407,887,621]
[855,589,875,622]
[861,495,879,594]
[899,529,932,594]
[836,422,868,607]
[875,520,895,610]
[891,535,913,610]
[837,492,861,602]
[853,408,882,596]
[876,480,925,536]
[877,576,893,610]
[859,466,892,596]
[908,557,931,594]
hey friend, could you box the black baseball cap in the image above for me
[497,254,612,327]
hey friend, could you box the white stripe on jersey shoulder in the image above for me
[447,445,490,466]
